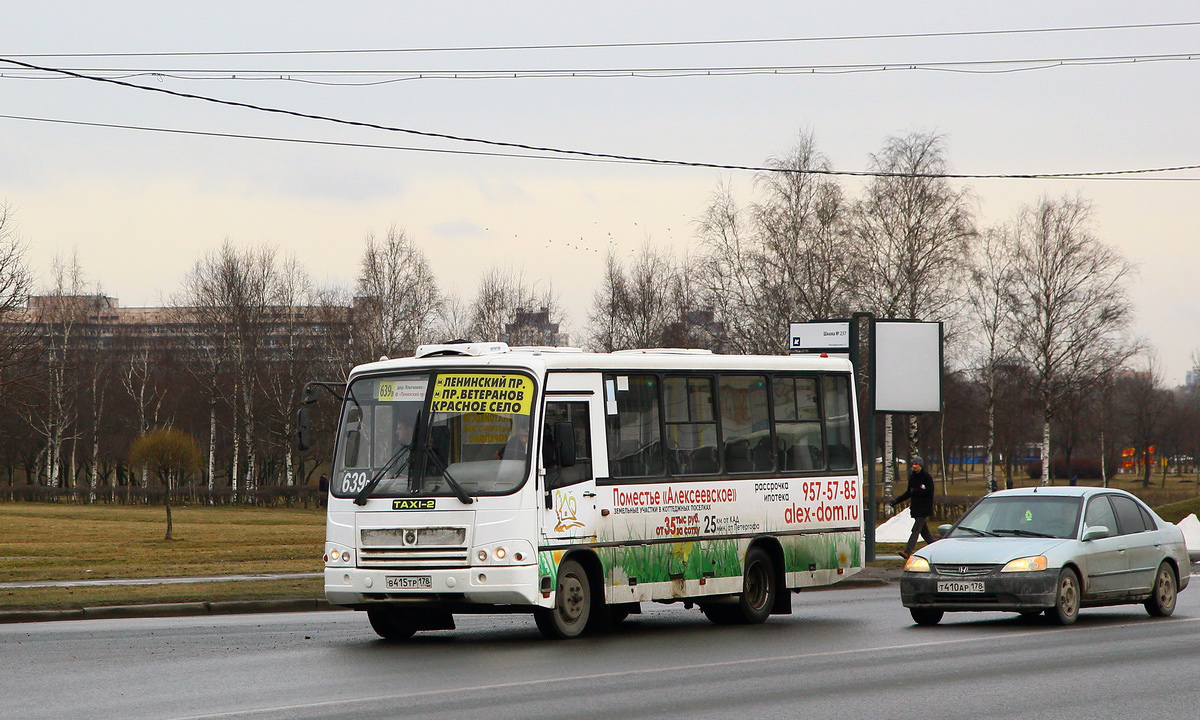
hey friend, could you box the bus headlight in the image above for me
[471,540,534,566]
[325,545,353,566]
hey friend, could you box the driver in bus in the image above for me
[495,419,530,461]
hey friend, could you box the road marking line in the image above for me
[165,615,1200,720]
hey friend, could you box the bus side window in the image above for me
[719,375,772,474]
[823,375,855,470]
[605,375,664,477]
[663,376,718,475]
[773,375,824,471]
[545,402,592,488]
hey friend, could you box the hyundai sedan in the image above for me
[900,487,1189,625]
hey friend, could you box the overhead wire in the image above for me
[4,113,1200,181]
[5,19,1199,58]
[1,51,1198,83]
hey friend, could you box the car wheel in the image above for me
[367,607,418,640]
[910,608,944,626]
[1145,562,1178,618]
[535,559,591,639]
[1048,568,1080,625]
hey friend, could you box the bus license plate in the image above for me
[937,580,984,593]
[386,575,432,590]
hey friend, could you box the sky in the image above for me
[3,2,1199,385]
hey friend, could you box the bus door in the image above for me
[540,396,599,544]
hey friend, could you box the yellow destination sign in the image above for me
[430,373,533,415]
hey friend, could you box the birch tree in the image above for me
[467,265,561,345]
[0,204,37,400]
[1009,195,1135,485]
[695,133,855,354]
[852,132,975,499]
[355,228,442,359]
[965,226,1018,492]
[588,244,686,351]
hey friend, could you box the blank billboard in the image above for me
[874,321,942,413]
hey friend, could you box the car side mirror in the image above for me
[1082,525,1111,541]
[937,524,954,537]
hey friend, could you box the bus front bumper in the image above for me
[325,565,543,607]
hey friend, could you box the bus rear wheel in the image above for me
[535,559,592,639]
[703,546,776,625]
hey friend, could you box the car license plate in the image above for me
[385,575,432,590]
[937,580,984,593]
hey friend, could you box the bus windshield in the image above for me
[330,371,535,500]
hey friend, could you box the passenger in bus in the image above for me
[891,455,935,559]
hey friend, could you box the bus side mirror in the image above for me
[302,383,321,405]
[297,407,312,451]
[554,421,576,468]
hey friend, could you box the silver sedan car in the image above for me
[900,486,1190,625]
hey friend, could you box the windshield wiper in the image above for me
[353,444,411,506]
[954,526,995,537]
[993,528,1055,538]
[422,444,473,505]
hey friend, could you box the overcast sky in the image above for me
[3,2,1198,384]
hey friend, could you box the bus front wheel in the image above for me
[535,559,592,639]
[367,607,418,640]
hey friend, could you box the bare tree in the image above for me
[1009,195,1136,485]
[0,204,38,399]
[964,225,1019,492]
[695,133,856,354]
[179,241,277,500]
[852,131,975,499]
[260,255,313,486]
[468,265,561,345]
[588,244,685,350]
[355,228,442,359]
[1117,362,1174,487]
[27,253,95,489]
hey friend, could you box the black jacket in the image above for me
[893,467,934,518]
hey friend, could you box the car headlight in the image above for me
[904,555,930,572]
[1001,555,1048,572]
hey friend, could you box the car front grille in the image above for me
[932,563,998,578]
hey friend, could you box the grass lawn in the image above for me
[0,503,324,610]
[3,470,1197,611]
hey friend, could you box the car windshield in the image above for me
[951,495,1083,540]
[331,371,535,499]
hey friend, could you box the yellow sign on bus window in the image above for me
[430,374,533,415]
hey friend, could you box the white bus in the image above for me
[306,342,864,640]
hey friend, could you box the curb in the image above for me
[0,597,341,625]
[1,569,907,625]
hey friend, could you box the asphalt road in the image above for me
[2,579,1198,720]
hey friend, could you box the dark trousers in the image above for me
[905,516,934,554]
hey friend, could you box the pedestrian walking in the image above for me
[891,455,935,559]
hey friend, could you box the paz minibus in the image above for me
[301,342,864,639]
